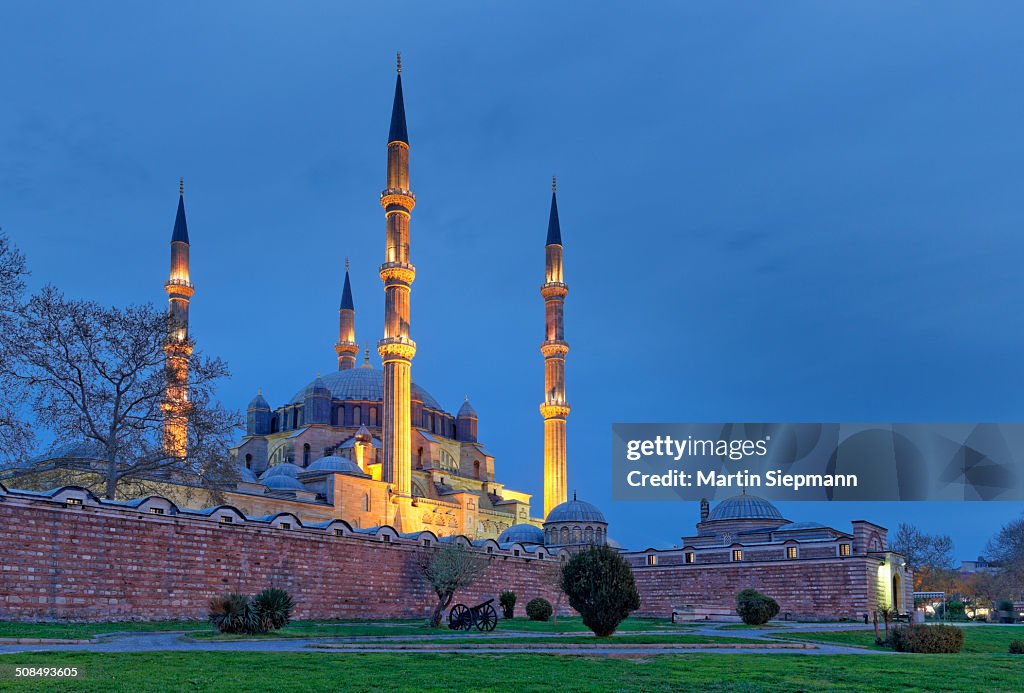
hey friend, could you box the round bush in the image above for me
[526,597,553,621]
[1009,639,1024,655]
[891,624,964,653]
[499,590,517,619]
[559,546,641,637]
[735,588,780,626]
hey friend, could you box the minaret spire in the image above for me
[336,259,358,370]
[163,179,195,458]
[540,179,570,518]
[379,56,417,500]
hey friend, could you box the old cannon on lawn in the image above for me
[448,598,498,631]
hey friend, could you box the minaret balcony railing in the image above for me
[540,282,568,299]
[378,336,417,362]
[380,189,416,212]
[164,279,195,299]
[540,340,570,358]
[379,262,416,285]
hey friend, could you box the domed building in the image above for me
[543,495,608,548]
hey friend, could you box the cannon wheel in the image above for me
[448,604,470,631]
[475,602,498,632]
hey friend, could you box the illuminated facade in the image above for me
[162,179,193,458]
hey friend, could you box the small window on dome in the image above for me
[685,552,695,564]
[646,554,658,566]
[787,546,798,560]
[732,549,743,562]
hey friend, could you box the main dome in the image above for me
[706,494,784,522]
[290,367,443,411]
[545,499,607,524]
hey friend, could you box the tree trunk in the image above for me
[105,455,117,499]
[430,592,453,628]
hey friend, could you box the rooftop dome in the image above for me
[306,455,367,476]
[545,498,607,524]
[289,367,443,411]
[457,397,477,418]
[706,494,785,522]
[247,391,270,411]
[259,463,302,481]
[238,467,259,483]
[263,475,306,491]
[498,523,545,544]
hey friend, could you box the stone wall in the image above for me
[0,490,561,623]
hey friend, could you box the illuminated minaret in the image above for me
[540,177,570,518]
[163,178,194,458]
[335,258,358,370]
[377,53,416,496]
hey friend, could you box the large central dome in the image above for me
[290,367,444,412]
[706,493,784,522]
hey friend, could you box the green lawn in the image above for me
[1,652,1023,692]
[317,633,764,646]
[784,625,1024,654]
[0,621,204,641]
[718,623,787,630]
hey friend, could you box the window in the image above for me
[149,507,165,516]
[685,552,695,564]
[220,516,234,524]
[382,534,391,543]
[787,546,798,559]
[362,493,370,512]
[839,543,851,557]
[334,529,345,537]
[474,460,481,480]
[514,549,520,557]
[422,539,430,547]
[280,522,291,530]
[303,444,311,466]
[353,406,361,426]
[369,407,378,426]
[66,498,83,507]
[646,554,658,566]
[486,546,494,554]
[732,549,743,562]
[244,454,252,469]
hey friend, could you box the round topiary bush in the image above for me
[1009,639,1024,655]
[735,588,780,626]
[891,624,964,653]
[559,546,641,637]
[526,597,553,621]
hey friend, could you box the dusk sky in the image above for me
[2,2,1023,557]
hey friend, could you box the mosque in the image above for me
[155,56,604,546]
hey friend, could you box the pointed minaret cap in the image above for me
[361,344,373,369]
[172,178,190,244]
[388,53,409,144]
[340,259,354,310]
[457,395,478,419]
[545,178,561,246]
[355,423,372,443]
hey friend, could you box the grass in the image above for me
[1,652,1023,692]
[323,634,765,646]
[718,623,787,630]
[783,625,1024,654]
[0,621,203,640]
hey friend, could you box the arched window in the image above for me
[572,527,582,544]
[270,415,278,434]
[353,406,361,426]
[585,526,594,544]
[416,447,424,470]
[244,453,252,469]
[369,407,378,426]
[560,527,569,544]
[302,444,311,467]
[595,527,604,545]
[292,408,299,429]
[362,493,370,512]
[473,460,481,480]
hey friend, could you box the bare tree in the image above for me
[0,230,34,464]
[416,542,490,628]
[890,522,955,591]
[985,514,1024,598]
[1,286,240,498]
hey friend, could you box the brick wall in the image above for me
[0,499,562,623]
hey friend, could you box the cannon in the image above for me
[448,598,498,632]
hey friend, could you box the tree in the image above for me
[985,515,1024,599]
[736,588,780,626]
[560,546,641,637]
[1,287,239,498]
[890,523,956,591]
[416,542,490,628]
[0,231,34,464]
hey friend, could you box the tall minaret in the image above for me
[163,178,194,458]
[336,258,358,370]
[540,177,569,518]
[377,53,416,497]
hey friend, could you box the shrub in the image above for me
[890,624,964,653]
[1009,640,1024,655]
[499,590,517,619]
[946,601,965,618]
[526,597,553,622]
[209,593,257,634]
[735,588,780,626]
[252,587,294,632]
[559,546,641,637]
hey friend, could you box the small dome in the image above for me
[238,467,259,483]
[306,455,366,476]
[457,397,477,418]
[706,494,784,522]
[303,374,331,399]
[545,498,606,524]
[247,391,270,411]
[498,523,545,544]
[259,463,302,481]
[263,475,306,491]
[355,424,372,443]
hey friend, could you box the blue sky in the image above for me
[2,2,1023,558]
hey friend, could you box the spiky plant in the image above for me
[251,587,295,632]
[209,593,256,634]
